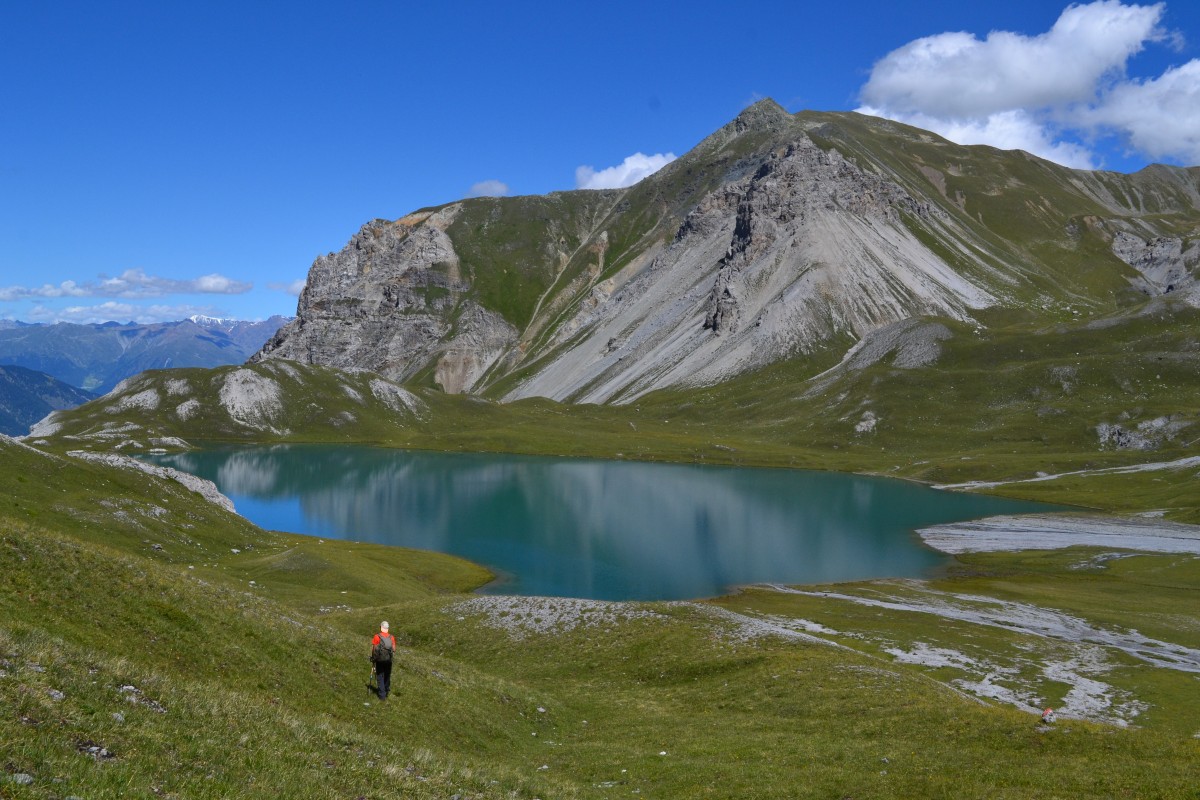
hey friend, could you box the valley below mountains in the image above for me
[8,102,1200,799]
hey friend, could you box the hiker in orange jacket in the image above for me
[370,621,396,700]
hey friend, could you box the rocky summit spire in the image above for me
[731,97,791,133]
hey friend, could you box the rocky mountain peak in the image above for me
[731,98,792,133]
[700,137,944,335]
[255,106,1200,403]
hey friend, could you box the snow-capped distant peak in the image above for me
[189,314,233,327]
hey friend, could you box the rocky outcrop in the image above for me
[1111,231,1200,302]
[66,450,236,513]
[1097,415,1191,451]
[219,369,285,433]
[433,304,519,394]
[254,208,518,392]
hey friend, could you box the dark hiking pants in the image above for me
[375,660,392,699]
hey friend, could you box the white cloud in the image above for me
[1084,59,1200,163]
[575,152,677,190]
[269,279,307,296]
[25,301,223,325]
[861,2,1164,118]
[856,1,1200,168]
[466,180,510,198]
[0,268,252,302]
[191,274,244,293]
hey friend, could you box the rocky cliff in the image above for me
[255,100,1200,403]
[255,207,517,388]
[1111,230,1200,301]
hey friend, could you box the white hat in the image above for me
[381,621,389,631]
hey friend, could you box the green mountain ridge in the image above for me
[255,100,1199,405]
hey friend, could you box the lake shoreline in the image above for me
[918,512,1200,554]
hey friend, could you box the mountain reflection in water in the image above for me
[149,446,1059,600]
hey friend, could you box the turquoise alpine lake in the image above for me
[147,446,1062,601]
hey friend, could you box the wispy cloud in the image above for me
[856,1,1200,168]
[575,152,677,190]
[466,179,510,198]
[268,279,307,296]
[0,268,252,302]
[24,301,224,325]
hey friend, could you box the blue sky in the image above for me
[2,1,1198,324]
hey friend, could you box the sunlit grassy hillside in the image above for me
[4,437,1200,798]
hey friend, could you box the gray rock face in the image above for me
[1097,415,1191,451]
[254,208,517,392]
[1111,231,1200,301]
[262,132,992,404]
[507,137,992,403]
[702,139,944,335]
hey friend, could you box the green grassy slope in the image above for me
[800,110,1197,310]
[10,102,1200,797]
[4,437,1200,798]
[445,191,621,332]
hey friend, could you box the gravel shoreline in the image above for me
[917,513,1200,555]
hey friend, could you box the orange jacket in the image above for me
[371,632,395,661]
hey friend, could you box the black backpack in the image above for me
[373,634,394,663]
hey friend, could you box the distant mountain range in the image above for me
[0,315,290,394]
[0,364,95,436]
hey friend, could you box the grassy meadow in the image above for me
[9,269,1200,797]
[3,431,1200,798]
